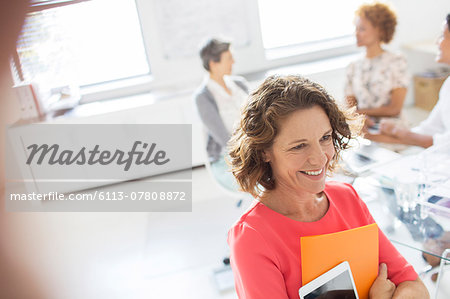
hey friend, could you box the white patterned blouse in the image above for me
[345,51,409,110]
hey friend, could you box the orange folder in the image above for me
[301,223,379,299]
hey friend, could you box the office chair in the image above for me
[200,128,251,291]
[200,126,251,204]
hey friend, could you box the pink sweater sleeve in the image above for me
[378,228,418,285]
[228,223,290,299]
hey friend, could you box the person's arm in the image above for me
[195,90,230,147]
[228,224,289,298]
[377,120,433,148]
[357,87,407,117]
[393,130,433,148]
[364,132,405,144]
[369,265,429,299]
[367,130,433,148]
[392,277,429,299]
[344,61,357,109]
[410,85,449,146]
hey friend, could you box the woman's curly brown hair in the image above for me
[228,75,362,198]
[356,2,398,43]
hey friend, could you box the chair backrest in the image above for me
[201,127,251,204]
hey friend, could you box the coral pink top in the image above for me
[228,181,417,299]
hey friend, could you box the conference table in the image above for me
[339,139,450,298]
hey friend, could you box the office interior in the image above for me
[1,0,450,298]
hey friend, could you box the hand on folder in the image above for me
[369,263,395,299]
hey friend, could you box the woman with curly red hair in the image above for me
[345,2,409,128]
[227,75,429,298]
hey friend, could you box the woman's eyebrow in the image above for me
[288,138,307,146]
[287,129,332,146]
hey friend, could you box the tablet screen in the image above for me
[303,270,357,299]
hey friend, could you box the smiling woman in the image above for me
[262,106,335,209]
[227,75,429,299]
[228,75,357,198]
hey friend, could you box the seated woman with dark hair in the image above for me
[194,37,249,188]
[227,75,429,298]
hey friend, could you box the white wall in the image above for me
[135,0,267,89]
[391,0,449,48]
[390,0,450,105]
[135,0,450,91]
[8,1,450,126]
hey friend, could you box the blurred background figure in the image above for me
[370,13,450,148]
[345,2,409,129]
[194,37,249,189]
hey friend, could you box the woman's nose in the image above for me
[308,145,327,166]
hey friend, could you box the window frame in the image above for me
[13,0,153,104]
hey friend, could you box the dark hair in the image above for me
[356,2,397,43]
[447,13,450,31]
[199,38,230,71]
[228,75,362,197]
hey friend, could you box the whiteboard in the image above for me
[154,0,251,59]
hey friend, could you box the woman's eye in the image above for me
[321,134,332,142]
[292,144,306,150]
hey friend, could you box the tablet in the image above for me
[299,261,359,299]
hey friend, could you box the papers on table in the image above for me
[340,139,401,175]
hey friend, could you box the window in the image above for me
[152,0,250,59]
[257,0,363,59]
[11,0,367,111]
[14,0,149,106]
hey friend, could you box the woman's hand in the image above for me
[379,119,397,136]
[346,96,357,108]
[369,263,396,299]
[379,120,408,139]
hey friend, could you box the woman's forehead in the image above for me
[274,107,332,139]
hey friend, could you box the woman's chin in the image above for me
[299,181,326,195]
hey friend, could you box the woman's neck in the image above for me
[209,73,226,86]
[260,187,327,222]
[365,43,384,58]
[209,73,231,94]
